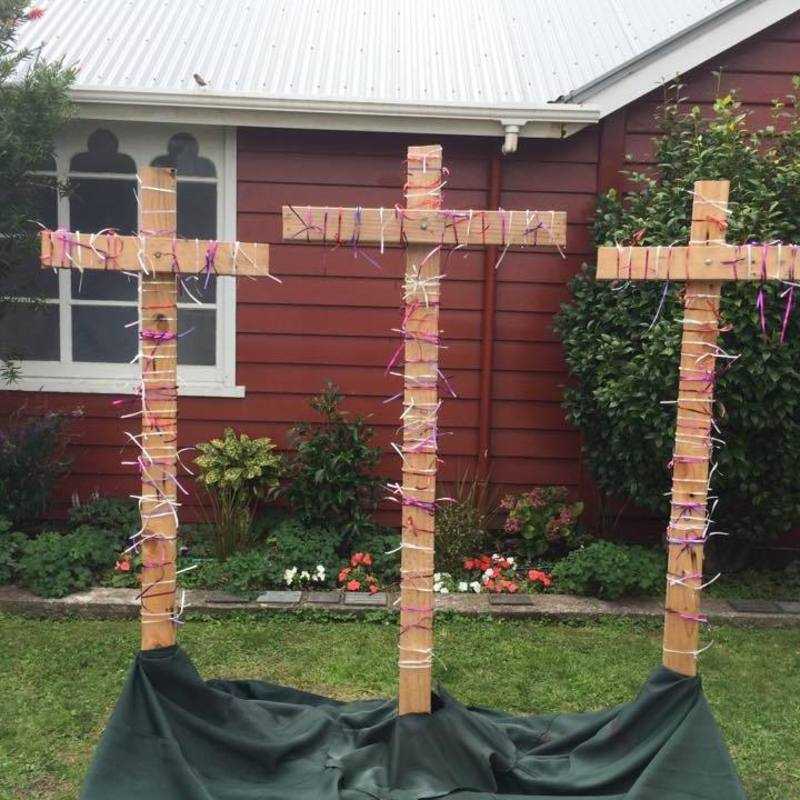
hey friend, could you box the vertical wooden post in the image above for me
[398,145,442,714]
[138,166,179,651]
[662,180,729,676]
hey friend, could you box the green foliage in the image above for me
[68,495,138,547]
[1,2,75,380]
[349,525,400,584]
[286,384,383,554]
[17,526,119,598]
[0,407,79,527]
[0,516,26,584]
[195,428,283,560]
[551,541,665,600]
[556,84,800,552]
[263,518,339,579]
[435,469,495,575]
[501,486,584,562]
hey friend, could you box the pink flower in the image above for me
[26,7,45,20]
[115,559,130,573]
[346,579,361,592]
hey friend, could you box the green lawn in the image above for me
[1,613,797,800]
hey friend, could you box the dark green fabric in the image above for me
[82,646,744,799]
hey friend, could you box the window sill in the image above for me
[2,376,245,398]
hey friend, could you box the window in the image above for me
[1,121,241,397]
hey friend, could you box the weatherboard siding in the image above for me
[2,12,799,531]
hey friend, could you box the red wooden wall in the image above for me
[2,11,799,529]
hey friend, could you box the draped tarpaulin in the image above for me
[82,646,745,799]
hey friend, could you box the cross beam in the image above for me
[597,243,800,281]
[596,180,749,677]
[40,231,268,276]
[283,205,566,248]
[282,144,566,715]
[40,166,270,651]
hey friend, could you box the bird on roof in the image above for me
[193,73,209,87]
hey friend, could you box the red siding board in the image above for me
[6,16,799,548]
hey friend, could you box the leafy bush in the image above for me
[0,408,79,527]
[263,518,339,580]
[556,85,800,554]
[0,517,26,584]
[286,384,382,554]
[17,527,119,598]
[551,541,664,600]
[195,428,283,560]
[68,495,138,547]
[501,486,584,561]
[435,469,495,575]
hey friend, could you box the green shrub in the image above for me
[0,517,26,584]
[286,384,382,554]
[0,408,79,527]
[263,518,339,579]
[552,540,665,600]
[68,495,138,546]
[501,486,584,562]
[556,84,800,555]
[435,469,495,575]
[17,527,119,598]
[195,428,283,560]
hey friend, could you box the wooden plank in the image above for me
[596,242,800,281]
[137,167,180,651]
[398,145,442,716]
[662,179,729,677]
[40,230,270,276]
[282,205,567,248]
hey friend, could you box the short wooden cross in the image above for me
[283,144,567,714]
[596,179,789,676]
[40,166,271,651]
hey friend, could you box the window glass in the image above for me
[1,181,59,299]
[72,305,138,363]
[70,131,138,305]
[178,308,216,365]
[0,303,60,360]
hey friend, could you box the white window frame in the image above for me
[6,120,243,398]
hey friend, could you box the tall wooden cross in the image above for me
[596,179,793,676]
[283,144,567,714]
[40,166,271,651]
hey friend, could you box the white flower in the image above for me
[507,556,515,565]
[492,553,499,560]
[482,573,491,584]
[439,587,449,594]
[315,564,326,575]
[283,566,298,586]
[470,581,482,593]
[433,572,441,581]
[484,568,493,577]
[300,570,311,581]
[433,582,443,592]
[458,581,469,592]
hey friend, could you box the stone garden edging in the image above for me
[0,585,798,627]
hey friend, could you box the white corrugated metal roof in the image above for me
[17,0,740,107]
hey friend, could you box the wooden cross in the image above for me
[40,166,271,651]
[596,179,780,676]
[283,144,567,714]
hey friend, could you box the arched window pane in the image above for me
[151,133,216,177]
[69,130,138,302]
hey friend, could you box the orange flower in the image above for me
[346,579,361,592]
[115,559,130,573]
[351,552,364,566]
[338,568,350,583]
[463,558,475,570]
[362,553,373,566]
[506,581,519,593]
[26,7,45,19]
[528,569,553,588]
[368,583,379,594]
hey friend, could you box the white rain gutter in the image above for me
[69,88,601,147]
